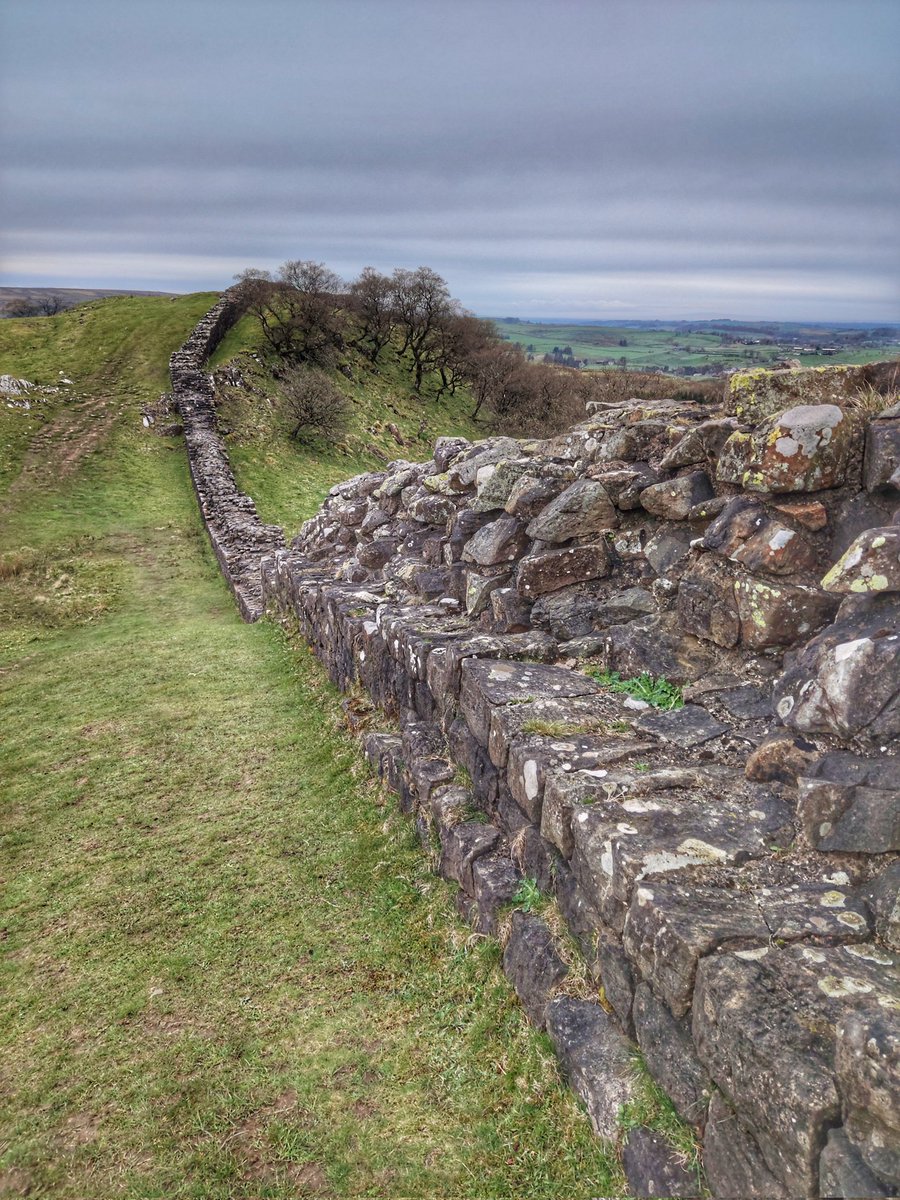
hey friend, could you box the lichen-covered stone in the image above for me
[502,911,568,1028]
[639,470,714,521]
[773,595,900,740]
[822,526,900,595]
[720,403,859,494]
[835,1006,900,1190]
[622,1127,701,1198]
[545,995,637,1140]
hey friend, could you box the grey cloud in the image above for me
[1,0,898,319]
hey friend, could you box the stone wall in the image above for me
[174,296,899,1199]
[261,383,900,1199]
[169,290,283,620]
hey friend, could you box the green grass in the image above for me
[511,879,546,916]
[0,297,625,1197]
[207,316,483,535]
[586,670,684,711]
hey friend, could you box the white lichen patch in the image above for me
[818,975,874,998]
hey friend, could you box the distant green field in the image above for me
[491,319,900,377]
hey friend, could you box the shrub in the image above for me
[279,366,352,444]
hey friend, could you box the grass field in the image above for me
[492,318,900,376]
[0,297,626,1198]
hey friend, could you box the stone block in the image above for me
[516,543,610,599]
[622,1127,701,1198]
[835,1006,900,1189]
[819,1126,894,1200]
[640,470,714,521]
[633,983,711,1128]
[693,944,900,1197]
[702,1092,788,1199]
[502,911,569,1028]
[545,995,637,1140]
[525,479,619,541]
[822,526,900,595]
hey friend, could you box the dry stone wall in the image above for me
[169,290,283,620]
[261,380,900,1200]
[175,297,899,1199]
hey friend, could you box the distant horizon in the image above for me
[2,283,899,330]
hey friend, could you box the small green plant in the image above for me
[512,877,545,914]
[633,761,650,773]
[587,668,684,711]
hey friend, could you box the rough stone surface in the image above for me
[502,911,568,1028]
[622,1127,701,1198]
[545,995,637,1140]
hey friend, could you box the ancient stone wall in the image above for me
[261,381,900,1199]
[169,291,283,619]
[174,296,898,1199]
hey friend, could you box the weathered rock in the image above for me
[465,568,513,617]
[644,527,694,576]
[676,556,741,648]
[462,515,529,567]
[545,995,637,1140]
[633,704,728,749]
[640,470,714,521]
[719,404,859,493]
[797,752,900,853]
[835,1006,900,1190]
[626,875,870,1019]
[502,911,568,1028]
[727,362,870,424]
[504,472,570,519]
[439,821,500,894]
[526,479,619,541]
[819,1126,894,1200]
[516,543,610,599]
[660,417,740,471]
[744,734,817,785]
[774,595,900,740]
[633,983,711,1127]
[867,861,900,950]
[865,418,900,492]
[472,459,534,512]
[731,519,821,578]
[622,1127,701,1198]
[692,944,900,1197]
[459,657,599,747]
[822,526,900,595]
[734,574,838,650]
[702,1092,788,1199]
[471,853,521,936]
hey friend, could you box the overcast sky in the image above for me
[2,0,898,320]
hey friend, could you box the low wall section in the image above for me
[169,291,283,620]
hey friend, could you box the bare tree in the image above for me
[348,267,395,362]
[465,339,527,419]
[279,365,353,443]
[234,261,345,365]
[5,293,68,317]
[390,266,455,392]
[432,313,494,397]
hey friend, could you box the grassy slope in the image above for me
[0,297,624,1197]
[209,314,483,535]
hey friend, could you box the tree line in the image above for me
[232,260,722,443]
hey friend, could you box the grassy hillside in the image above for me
[209,312,483,536]
[0,295,625,1197]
